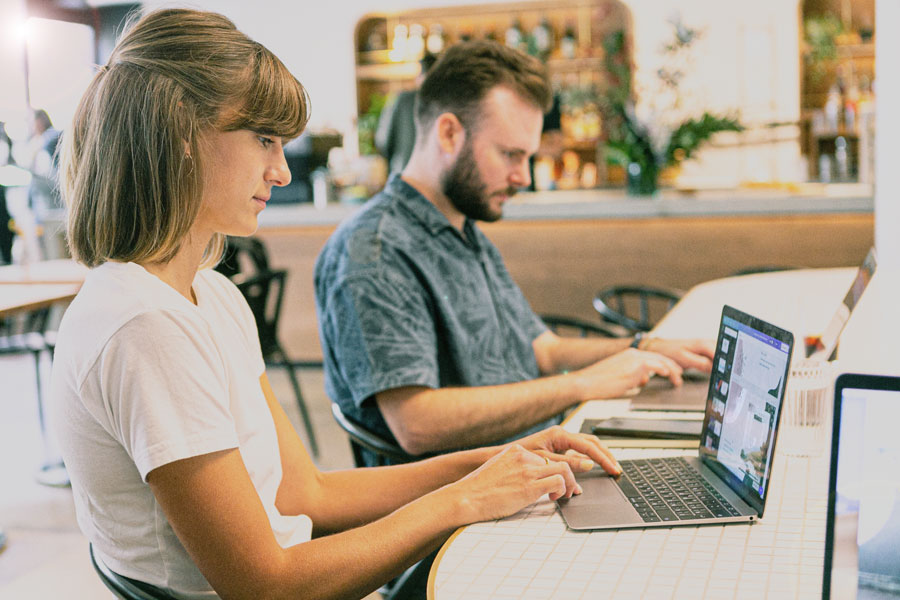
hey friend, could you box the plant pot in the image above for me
[626,161,659,197]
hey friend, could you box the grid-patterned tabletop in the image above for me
[429,401,829,600]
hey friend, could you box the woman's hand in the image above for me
[442,426,622,525]
[515,425,622,477]
[446,444,579,524]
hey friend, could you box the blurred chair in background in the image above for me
[592,284,684,335]
[539,313,619,338]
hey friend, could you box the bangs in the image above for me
[225,44,310,140]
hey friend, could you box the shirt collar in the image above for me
[386,174,476,243]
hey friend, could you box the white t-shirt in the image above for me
[50,262,312,599]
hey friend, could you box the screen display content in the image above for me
[829,385,900,599]
[699,314,791,502]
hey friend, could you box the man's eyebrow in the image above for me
[500,145,528,156]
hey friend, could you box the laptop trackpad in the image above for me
[556,470,636,529]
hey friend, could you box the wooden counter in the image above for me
[256,189,874,362]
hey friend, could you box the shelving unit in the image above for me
[800,0,875,182]
[353,0,633,185]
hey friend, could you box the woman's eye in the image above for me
[257,136,274,148]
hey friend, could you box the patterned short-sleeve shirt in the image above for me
[314,176,558,461]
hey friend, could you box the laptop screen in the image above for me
[807,247,877,360]
[824,374,900,599]
[698,305,794,515]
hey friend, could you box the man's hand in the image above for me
[573,348,684,399]
[643,338,715,372]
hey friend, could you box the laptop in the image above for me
[823,373,900,600]
[558,305,794,530]
[631,247,877,412]
[807,247,877,361]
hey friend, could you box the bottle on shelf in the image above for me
[389,24,409,62]
[426,23,445,55]
[505,19,526,52]
[823,84,841,134]
[843,70,859,133]
[530,17,553,60]
[407,23,426,61]
[559,21,578,59]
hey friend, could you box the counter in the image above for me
[257,184,873,229]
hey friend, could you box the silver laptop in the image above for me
[807,247,877,361]
[558,305,794,531]
[823,373,900,600]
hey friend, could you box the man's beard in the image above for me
[441,141,516,222]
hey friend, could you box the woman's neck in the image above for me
[139,234,209,304]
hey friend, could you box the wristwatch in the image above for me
[630,332,644,349]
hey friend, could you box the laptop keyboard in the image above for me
[617,457,743,522]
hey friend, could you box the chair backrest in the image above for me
[215,236,271,280]
[89,544,177,600]
[330,402,418,466]
[0,307,51,354]
[539,313,619,338]
[592,285,683,334]
[234,269,287,361]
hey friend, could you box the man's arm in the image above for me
[533,330,716,375]
[376,348,682,454]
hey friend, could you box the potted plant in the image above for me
[601,18,744,196]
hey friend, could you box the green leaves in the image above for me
[663,113,743,167]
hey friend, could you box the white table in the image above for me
[429,267,885,600]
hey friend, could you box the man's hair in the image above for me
[61,8,309,268]
[415,39,551,135]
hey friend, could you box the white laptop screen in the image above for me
[825,375,900,599]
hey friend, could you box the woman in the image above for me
[50,9,621,599]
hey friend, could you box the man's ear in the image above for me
[434,112,465,156]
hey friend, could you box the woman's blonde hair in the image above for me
[61,8,310,267]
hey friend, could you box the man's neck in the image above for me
[400,164,466,231]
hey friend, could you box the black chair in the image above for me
[234,269,319,457]
[0,307,68,485]
[89,544,177,600]
[539,313,619,338]
[215,236,270,279]
[330,402,418,467]
[592,285,684,334]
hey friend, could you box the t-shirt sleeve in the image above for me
[322,269,439,407]
[97,309,240,481]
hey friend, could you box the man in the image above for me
[315,40,713,465]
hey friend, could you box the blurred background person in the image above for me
[375,53,437,175]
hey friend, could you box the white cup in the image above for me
[779,359,832,457]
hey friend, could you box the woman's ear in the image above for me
[434,112,465,156]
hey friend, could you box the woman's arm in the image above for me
[148,433,576,599]
[146,375,620,599]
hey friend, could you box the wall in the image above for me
[141,0,803,185]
